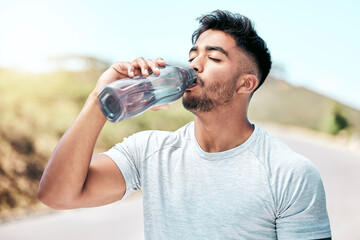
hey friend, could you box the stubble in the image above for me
[182,76,237,113]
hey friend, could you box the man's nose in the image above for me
[189,57,203,73]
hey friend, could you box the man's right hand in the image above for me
[93,57,167,95]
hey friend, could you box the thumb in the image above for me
[150,104,170,111]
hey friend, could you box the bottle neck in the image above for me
[180,66,197,86]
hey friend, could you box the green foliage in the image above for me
[322,105,350,135]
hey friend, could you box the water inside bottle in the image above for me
[97,65,196,122]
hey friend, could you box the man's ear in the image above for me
[236,74,259,94]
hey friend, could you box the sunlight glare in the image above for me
[2,26,49,72]
[0,1,66,73]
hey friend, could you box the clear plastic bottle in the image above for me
[97,65,197,122]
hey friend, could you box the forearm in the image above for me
[38,59,167,209]
[38,91,106,208]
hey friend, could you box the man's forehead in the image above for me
[192,29,238,53]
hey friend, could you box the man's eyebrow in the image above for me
[189,46,198,54]
[189,45,229,57]
[206,46,229,57]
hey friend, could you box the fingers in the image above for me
[131,57,166,76]
[96,57,166,95]
[150,104,170,111]
[111,62,136,78]
[110,57,166,81]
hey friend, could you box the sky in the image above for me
[0,0,359,110]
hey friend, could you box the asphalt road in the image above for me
[0,194,145,240]
[0,126,359,240]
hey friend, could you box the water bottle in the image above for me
[97,65,197,122]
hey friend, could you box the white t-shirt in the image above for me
[105,122,331,240]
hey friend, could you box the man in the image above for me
[38,10,332,239]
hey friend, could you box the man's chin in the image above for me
[182,96,197,112]
[182,96,214,113]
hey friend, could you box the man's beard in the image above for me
[182,76,237,113]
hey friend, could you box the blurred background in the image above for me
[0,0,359,239]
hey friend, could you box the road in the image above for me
[0,126,359,240]
[0,194,145,240]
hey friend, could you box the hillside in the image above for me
[0,68,359,221]
[249,76,360,135]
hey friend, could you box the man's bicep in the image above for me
[76,154,127,207]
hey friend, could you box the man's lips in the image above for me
[186,80,198,90]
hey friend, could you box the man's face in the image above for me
[182,29,244,113]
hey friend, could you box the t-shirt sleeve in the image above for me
[103,132,146,199]
[274,156,332,239]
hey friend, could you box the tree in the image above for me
[323,104,349,135]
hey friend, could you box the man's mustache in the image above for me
[197,76,205,87]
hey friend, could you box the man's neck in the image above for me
[193,108,254,153]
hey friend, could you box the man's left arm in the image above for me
[274,156,332,240]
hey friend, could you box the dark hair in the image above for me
[192,10,272,91]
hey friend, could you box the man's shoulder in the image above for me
[253,126,317,173]
[254,127,325,204]
[252,125,297,158]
